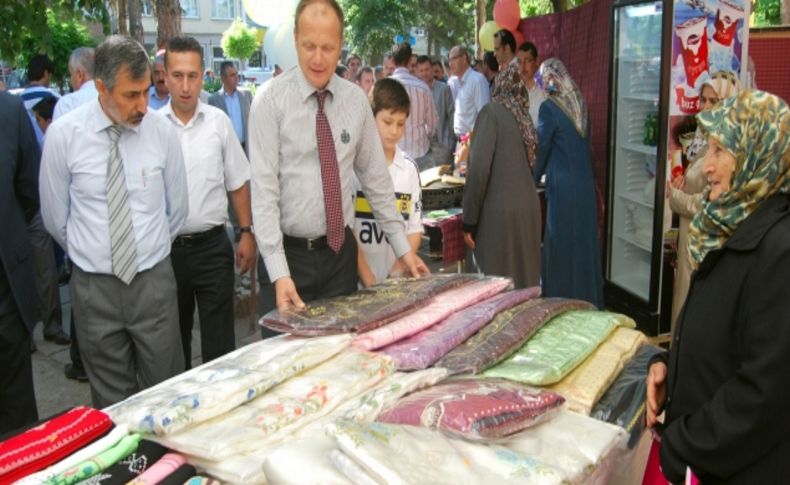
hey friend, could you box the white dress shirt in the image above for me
[40,100,189,274]
[453,67,491,136]
[53,80,98,120]
[161,101,249,235]
[390,67,437,159]
[248,67,411,283]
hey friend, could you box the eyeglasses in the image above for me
[449,55,464,61]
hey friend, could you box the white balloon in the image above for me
[243,0,298,27]
[271,17,298,71]
[263,23,279,62]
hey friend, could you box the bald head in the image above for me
[449,45,470,77]
[294,0,344,36]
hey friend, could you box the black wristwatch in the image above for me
[239,226,253,234]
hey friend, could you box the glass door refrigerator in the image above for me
[605,0,750,335]
[605,0,673,335]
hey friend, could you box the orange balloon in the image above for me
[493,0,521,31]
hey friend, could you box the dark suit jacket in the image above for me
[659,193,790,483]
[0,92,40,334]
[208,87,252,150]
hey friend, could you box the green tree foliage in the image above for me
[341,0,418,62]
[520,0,554,16]
[417,0,476,53]
[221,19,260,66]
[17,10,97,89]
[0,0,107,63]
[753,0,782,26]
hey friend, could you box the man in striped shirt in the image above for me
[389,43,437,161]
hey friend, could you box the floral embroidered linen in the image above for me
[157,350,393,461]
[126,452,185,484]
[154,463,196,485]
[182,452,268,485]
[106,334,350,435]
[381,287,541,370]
[15,425,130,485]
[591,344,664,448]
[377,378,564,441]
[437,298,595,375]
[550,327,646,415]
[327,419,506,484]
[47,433,141,485]
[353,277,512,351]
[484,310,634,385]
[261,369,448,485]
[260,274,479,336]
[502,409,628,483]
[0,407,112,484]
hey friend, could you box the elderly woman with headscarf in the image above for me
[669,71,741,329]
[646,90,790,482]
[461,64,541,289]
[533,58,603,308]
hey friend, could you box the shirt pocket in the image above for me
[127,164,165,215]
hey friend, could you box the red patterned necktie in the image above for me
[315,90,345,252]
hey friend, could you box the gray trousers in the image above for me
[70,257,184,408]
[27,213,63,336]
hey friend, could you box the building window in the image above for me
[181,0,199,19]
[212,0,235,19]
[142,0,154,16]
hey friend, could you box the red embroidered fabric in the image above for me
[0,406,112,483]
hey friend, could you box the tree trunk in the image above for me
[117,0,128,35]
[782,0,790,25]
[155,0,181,51]
[475,0,486,59]
[551,0,567,13]
[128,0,144,45]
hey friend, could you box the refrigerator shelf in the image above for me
[621,142,657,156]
[622,94,657,102]
[618,191,654,209]
[611,271,651,301]
[618,232,652,253]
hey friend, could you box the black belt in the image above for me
[282,234,328,251]
[173,225,224,247]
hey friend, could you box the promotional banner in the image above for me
[669,0,749,115]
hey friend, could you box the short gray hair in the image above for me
[69,47,95,78]
[95,36,150,90]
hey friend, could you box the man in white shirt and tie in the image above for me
[161,36,255,369]
[39,35,189,408]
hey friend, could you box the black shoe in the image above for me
[64,363,88,382]
[43,331,71,345]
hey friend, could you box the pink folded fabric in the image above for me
[380,287,541,370]
[126,452,185,485]
[352,277,512,351]
[377,378,565,441]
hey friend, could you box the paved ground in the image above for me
[31,239,452,417]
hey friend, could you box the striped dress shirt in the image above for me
[390,67,437,159]
[248,67,412,283]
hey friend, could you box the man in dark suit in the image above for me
[0,91,41,434]
[208,61,252,153]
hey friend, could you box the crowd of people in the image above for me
[2,0,790,480]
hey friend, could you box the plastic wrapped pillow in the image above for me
[352,277,512,351]
[376,378,565,441]
[484,310,635,385]
[381,287,541,370]
[436,298,596,375]
[591,344,665,448]
[550,327,647,415]
[260,274,479,336]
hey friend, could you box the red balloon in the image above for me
[513,29,525,48]
[494,0,521,31]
